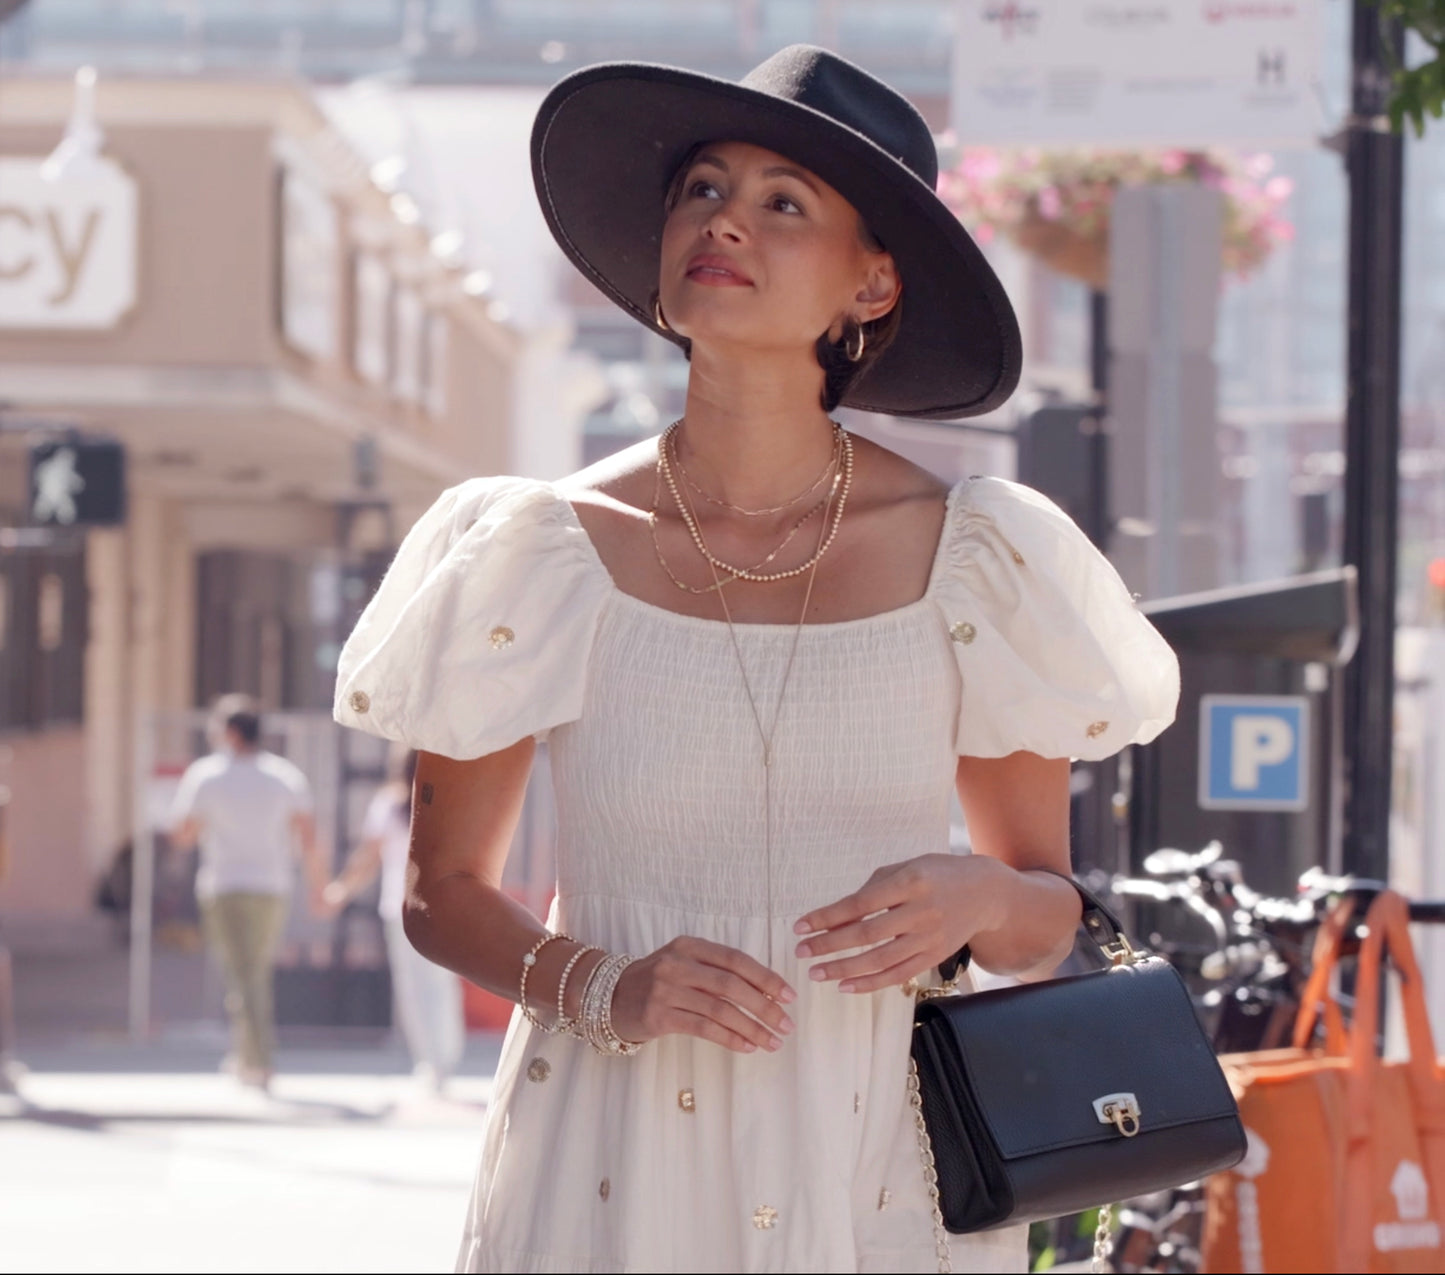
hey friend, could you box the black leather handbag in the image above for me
[908,881,1246,1249]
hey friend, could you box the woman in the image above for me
[320,749,465,1093]
[335,46,1178,1274]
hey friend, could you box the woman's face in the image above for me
[657,141,899,356]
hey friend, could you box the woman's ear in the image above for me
[854,253,901,324]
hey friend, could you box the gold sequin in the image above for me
[752,1204,779,1230]
[1012,551,1026,565]
[949,621,977,645]
[853,1093,861,1114]
[599,1178,610,1201]
[489,625,515,651]
[1086,720,1109,739]
[526,1057,550,1083]
[678,1088,696,1113]
[348,690,370,714]
[878,1188,892,1211]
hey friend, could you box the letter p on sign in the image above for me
[1200,695,1309,811]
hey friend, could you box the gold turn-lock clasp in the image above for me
[1093,1092,1142,1138]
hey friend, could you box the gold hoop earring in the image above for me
[652,293,670,332]
[844,320,866,363]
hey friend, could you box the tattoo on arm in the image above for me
[420,782,435,805]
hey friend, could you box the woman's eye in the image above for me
[768,195,803,214]
[688,179,721,200]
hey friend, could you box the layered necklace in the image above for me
[651,421,854,593]
[651,419,854,967]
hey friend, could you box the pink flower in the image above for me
[1265,175,1294,202]
[1037,186,1063,219]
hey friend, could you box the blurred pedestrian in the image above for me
[170,694,326,1090]
[334,45,1178,1274]
[321,748,465,1094]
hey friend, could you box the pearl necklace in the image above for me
[657,421,854,585]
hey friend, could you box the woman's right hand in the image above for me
[609,936,797,1053]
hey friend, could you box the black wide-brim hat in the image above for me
[531,45,1021,420]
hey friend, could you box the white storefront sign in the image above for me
[952,1,1326,148]
[0,155,138,329]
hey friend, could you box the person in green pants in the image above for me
[171,695,326,1089]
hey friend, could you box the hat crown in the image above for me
[740,45,937,188]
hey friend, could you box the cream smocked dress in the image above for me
[334,473,1180,1275]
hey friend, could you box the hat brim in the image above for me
[531,62,1021,421]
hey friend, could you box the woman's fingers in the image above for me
[834,953,936,996]
[793,872,913,941]
[611,937,798,1049]
[693,965,795,1036]
[674,986,784,1052]
[670,1009,766,1055]
[681,936,797,1006]
[807,936,927,988]
[794,902,920,960]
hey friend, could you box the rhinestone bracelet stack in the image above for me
[578,952,642,1056]
[517,932,642,1056]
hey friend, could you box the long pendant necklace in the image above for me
[669,435,841,968]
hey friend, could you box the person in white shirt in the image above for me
[322,749,465,1093]
[170,694,326,1089]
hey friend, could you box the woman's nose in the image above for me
[702,199,747,243]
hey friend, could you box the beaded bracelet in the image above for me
[518,931,575,1034]
[555,944,602,1037]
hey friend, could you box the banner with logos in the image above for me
[0,156,138,329]
[952,1,1326,148]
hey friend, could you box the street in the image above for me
[0,1039,503,1275]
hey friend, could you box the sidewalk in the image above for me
[0,1034,504,1275]
[1,917,507,1274]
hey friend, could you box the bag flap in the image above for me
[917,958,1237,1160]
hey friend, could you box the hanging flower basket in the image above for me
[1007,209,1109,291]
[938,146,1295,286]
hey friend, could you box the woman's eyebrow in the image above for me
[761,164,821,195]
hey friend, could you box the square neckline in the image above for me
[550,478,969,633]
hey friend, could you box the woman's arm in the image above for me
[793,751,1081,990]
[407,741,796,1053]
[320,836,384,914]
[951,751,1081,976]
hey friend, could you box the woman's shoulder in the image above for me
[930,474,1180,762]
[333,470,616,760]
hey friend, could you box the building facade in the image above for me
[0,73,519,926]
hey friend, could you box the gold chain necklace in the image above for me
[649,426,839,594]
[659,421,853,585]
[649,495,829,594]
[673,423,842,517]
[678,456,839,971]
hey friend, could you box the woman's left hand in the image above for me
[793,854,1010,994]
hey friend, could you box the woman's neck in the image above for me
[676,343,838,512]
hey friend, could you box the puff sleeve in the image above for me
[333,476,612,760]
[933,477,1179,761]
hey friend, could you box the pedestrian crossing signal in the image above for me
[28,437,125,527]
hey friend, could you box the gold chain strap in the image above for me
[1092,1202,1115,1274]
[908,1053,1118,1275]
[906,1057,953,1275]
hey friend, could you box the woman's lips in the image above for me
[685,255,753,286]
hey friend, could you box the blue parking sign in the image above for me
[1198,695,1309,812]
